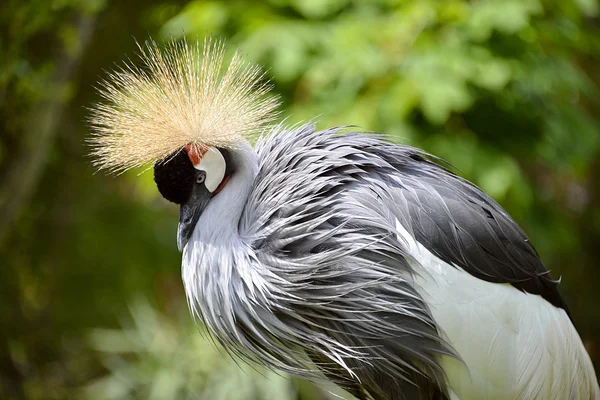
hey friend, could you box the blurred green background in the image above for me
[1,0,599,399]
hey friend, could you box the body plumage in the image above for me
[183,124,599,399]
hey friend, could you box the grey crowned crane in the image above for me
[89,39,600,400]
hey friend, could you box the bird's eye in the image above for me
[196,171,206,184]
[189,147,226,192]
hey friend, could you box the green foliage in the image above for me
[83,298,297,400]
[1,0,599,398]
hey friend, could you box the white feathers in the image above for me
[193,147,226,192]
[88,38,279,173]
[395,219,600,400]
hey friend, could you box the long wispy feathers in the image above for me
[88,38,280,173]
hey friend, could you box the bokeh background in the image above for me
[1,0,599,399]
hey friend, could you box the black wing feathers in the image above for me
[377,146,568,313]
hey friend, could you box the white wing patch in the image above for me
[394,219,600,400]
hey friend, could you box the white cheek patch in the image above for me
[193,147,226,192]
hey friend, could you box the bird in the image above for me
[89,38,600,400]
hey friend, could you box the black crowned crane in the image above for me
[89,39,599,400]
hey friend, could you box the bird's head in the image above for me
[154,144,232,250]
[88,38,278,249]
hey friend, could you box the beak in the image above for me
[177,188,212,252]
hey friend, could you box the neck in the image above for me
[181,141,263,337]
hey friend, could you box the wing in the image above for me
[238,124,569,398]
[244,124,567,313]
[241,125,454,399]
[368,144,568,313]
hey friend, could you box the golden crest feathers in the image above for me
[88,37,280,173]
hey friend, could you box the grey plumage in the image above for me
[181,123,568,399]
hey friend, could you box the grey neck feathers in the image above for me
[181,142,272,343]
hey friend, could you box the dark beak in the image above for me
[177,187,212,252]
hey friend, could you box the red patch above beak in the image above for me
[185,144,209,166]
